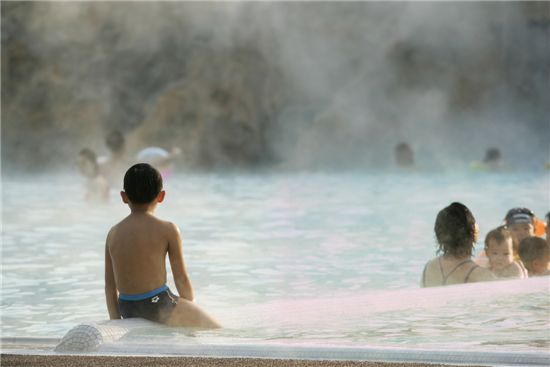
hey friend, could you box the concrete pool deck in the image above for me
[1,337,549,367]
[1,354,484,367]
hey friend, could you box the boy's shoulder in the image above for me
[133,215,181,236]
[147,215,179,229]
[110,214,132,228]
[160,219,181,237]
[112,214,179,229]
[150,218,182,244]
[106,218,125,240]
[106,216,180,245]
[106,215,142,236]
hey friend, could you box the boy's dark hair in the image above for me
[518,237,548,264]
[123,163,163,204]
[106,130,125,154]
[545,212,550,226]
[484,226,511,250]
[435,202,477,258]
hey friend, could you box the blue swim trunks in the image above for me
[118,285,178,323]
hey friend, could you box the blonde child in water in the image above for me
[484,226,525,279]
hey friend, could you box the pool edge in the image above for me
[2,338,549,366]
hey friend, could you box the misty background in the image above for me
[2,1,549,172]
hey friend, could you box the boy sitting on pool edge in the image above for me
[104,163,220,328]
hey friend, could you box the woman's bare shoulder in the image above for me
[424,257,440,269]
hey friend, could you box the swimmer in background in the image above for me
[77,148,109,203]
[470,147,503,171]
[484,226,525,279]
[135,146,181,180]
[105,163,220,328]
[483,148,503,169]
[100,130,181,184]
[421,202,496,287]
[98,130,132,189]
[394,142,414,168]
[518,237,550,277]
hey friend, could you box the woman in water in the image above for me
[421,202,495,287]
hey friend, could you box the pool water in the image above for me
[1,170,549,352]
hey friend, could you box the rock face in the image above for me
[2,2,549,171]
[129,46,280,169]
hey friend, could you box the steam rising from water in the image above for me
[2,2,549,171]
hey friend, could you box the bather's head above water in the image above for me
[77,148,100,179]
[518,236,550,277]
[394,142,414,168]
[484,226,514,272]
[483,147,502,169]
[106,130,126,156]
[504,207,535,251]
[434,202,478,259]
[121,163,165,211]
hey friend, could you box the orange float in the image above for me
[534,217,547,237]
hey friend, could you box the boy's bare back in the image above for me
[107,213,181,295]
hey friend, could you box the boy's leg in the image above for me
[165,299,221,329]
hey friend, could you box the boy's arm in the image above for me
[104,234,121,319]
[167,223,194,302]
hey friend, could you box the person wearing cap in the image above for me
[504,208,536,259]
